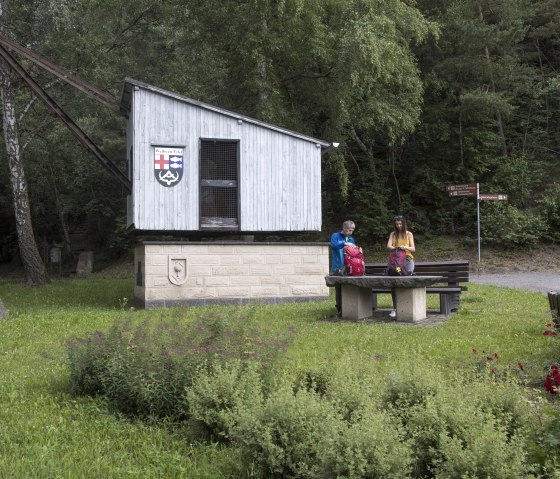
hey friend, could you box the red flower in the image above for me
[545,374,555,393]
[486,356,493,361]
[518,362,524,371]
[471,348,477,353]
[493,353,500,359]
[546,323,552,328]
[543,331,558,336]
[545,365,560,394]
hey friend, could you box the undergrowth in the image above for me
[0,278,559,477]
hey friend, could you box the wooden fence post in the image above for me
[548,291,559,327]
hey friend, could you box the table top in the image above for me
[325,275,443,288]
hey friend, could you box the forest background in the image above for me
[1,0,559,280]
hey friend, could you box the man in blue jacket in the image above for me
[330,220,356,315]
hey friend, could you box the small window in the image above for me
[199,139,239,229]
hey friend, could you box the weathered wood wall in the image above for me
[126,82,324,232]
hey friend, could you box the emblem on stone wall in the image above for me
[154,146,184,187]
[168,256,188,285]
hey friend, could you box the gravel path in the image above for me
[470,272,560,295]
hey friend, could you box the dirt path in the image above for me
[470,272,560,295]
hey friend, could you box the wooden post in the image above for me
[548,291,559,327]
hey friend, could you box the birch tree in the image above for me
[0,0,48,286]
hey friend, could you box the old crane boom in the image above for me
[0,34,131,193]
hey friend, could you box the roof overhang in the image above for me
[121,77,332,149]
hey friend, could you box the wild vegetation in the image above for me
[1,276,560,477]
[1,0,560,282]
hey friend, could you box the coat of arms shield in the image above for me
[168,256,188,285]
[154,147,184,187]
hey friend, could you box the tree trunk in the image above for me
[0,3,48,286]
[389,148,402,207]
[476,3,508,157]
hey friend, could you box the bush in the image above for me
[233,375,413,479]
[479,202,546,246]
[233,384,345,479]
[384,371,531,478]
[186,360,265,442]
[68,317,199,418]
[67,311,293,419]
[327,407,413,479]
[537,182,560,243]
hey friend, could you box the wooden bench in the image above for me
[365,260,470,316]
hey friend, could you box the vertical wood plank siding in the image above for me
[129,87,322,232]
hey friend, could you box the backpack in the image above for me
[387,248,411,276]
[343,244,365,276]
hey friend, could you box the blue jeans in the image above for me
[391,258,414,309]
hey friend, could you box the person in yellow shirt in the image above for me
[386,215,415,318]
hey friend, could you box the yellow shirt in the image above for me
[392,232,414,259]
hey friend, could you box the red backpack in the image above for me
[387,248,411,276]
[343,244,365,276]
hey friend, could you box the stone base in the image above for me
[137,295,328,309]
[341,285,373,320]
[135,241,330,309]
[395,287,427,322]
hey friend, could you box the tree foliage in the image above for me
[1,0,559,264]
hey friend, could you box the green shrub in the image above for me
[68,317,199,418]
[67,311,293,419]
[382,367,441,412]
[326,407,413,479]
[233,376,413,479]
[479,202,546,246]
[537,182,560,243]
[67,330,112,397]
[186,360,264,442]
[292,368,330,397]
[324,368,382,422]
[233,384,344,479]
[384,371,530,478]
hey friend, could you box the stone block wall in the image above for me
[134,241,330,308]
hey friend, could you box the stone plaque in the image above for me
[168,256,188,285]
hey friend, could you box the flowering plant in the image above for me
[470,348,524,382]
[543,323,558,337]
[544,365,560,394]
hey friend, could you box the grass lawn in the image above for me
[0,277,557,477]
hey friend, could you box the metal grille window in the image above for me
[199,139,239,229]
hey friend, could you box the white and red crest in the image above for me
[154,147,184,187]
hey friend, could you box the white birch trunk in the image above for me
[0,1,48,285]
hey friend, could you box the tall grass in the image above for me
[0,277,556,477]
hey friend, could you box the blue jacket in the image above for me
[330,231,356,271]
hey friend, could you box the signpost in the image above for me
[446,183,507,262]
[479,194,508,201]
[446,184,477,196]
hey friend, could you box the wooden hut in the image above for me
[121,78,334,234]
[120,79,334,308]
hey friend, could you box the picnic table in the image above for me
[325,275,442,321]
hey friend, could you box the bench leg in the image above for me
[371,292,378,310]
[440,294,450,316]
[439,293,461,316]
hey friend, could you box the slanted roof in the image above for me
[121,77,331,149]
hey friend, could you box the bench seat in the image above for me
[365,260,470,316]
